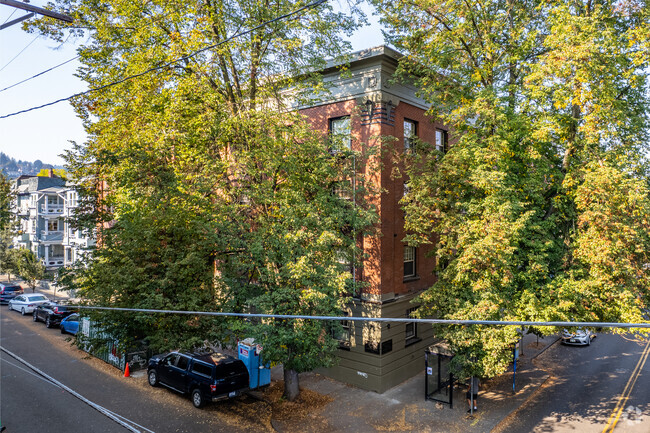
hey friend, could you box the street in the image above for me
[497,333,650,433]
[0,307,272,433]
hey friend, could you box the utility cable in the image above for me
[69,305,650,329]
[0,0,327,119]
[0,55,79,93]
[2,9,16,24]
[0,34,39,72]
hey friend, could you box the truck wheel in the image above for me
[148,370,159,387]
[192,389,204,408]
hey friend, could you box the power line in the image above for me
[0,34,38,72]
[0,0,328,119]
[0,55,80,93]
[71,305,650,329]
[2,8,16,24]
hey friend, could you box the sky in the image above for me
[0,1,383,166]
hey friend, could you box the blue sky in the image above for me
[0,1,383,166]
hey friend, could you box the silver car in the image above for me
[8,293,50,316]
[561,328,596,346]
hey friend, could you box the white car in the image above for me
[8,293,50,315]
[561,328,596,346]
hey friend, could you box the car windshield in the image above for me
[28,295,47,301]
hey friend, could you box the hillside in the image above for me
[0,152,63,179]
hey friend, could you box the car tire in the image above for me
[61,326,66,334]
[45,316,53,328]
[21,307,26,316]
[148,370,159,387]
[33,311,38,322]
[191,389,204,408]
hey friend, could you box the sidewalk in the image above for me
[269,332,558,433]
[0,275,73,302]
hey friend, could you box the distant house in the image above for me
[11,170,95,270]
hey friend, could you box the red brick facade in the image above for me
[300,99,441,301]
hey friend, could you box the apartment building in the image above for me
[292,46,446,393]
[12,171,94,270]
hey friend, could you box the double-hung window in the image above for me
[404,119,417,153]
[435,129,448,153]
[329,117,351,151]
[404,245,417,278]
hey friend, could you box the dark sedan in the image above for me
[33,302,77,328]
[0,284,24,305]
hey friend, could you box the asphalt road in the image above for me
[0,306,272,433]
[497,333,650,433]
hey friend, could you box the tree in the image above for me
[375,0,650,378]
[33,0,373,400]
[0,173,17,279]
[37,168,67,179]
[16,248,45,292]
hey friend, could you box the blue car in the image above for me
[60,313,79,335]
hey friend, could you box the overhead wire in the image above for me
[0,55,80,93]
[2,9,17,24]
[0,0,328,119]
[0,34,39,72]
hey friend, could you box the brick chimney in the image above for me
[48,168,54,177]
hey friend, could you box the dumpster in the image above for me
[238,338,271,390]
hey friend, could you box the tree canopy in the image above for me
[34,0,374,400]
[376,0,650,377]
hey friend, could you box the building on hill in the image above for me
[11,171,95,270]
[291,46,447,393]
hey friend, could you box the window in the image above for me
[330,117,351,151]
[47,195,59,205]
[404,119,417,153]
[176,355,190,370]
[331,315,351,350]
[404,245,417,278]
[191,362,213,378]
[405,307,419,345]
[48,220,59,232]
[435,129,448,153]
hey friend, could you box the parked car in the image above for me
[60,313,80,335]
[561,328,596,346]
[147,350,250,408]
[8,293,50,315]
[0,284,24,305]
[33,302,77,328]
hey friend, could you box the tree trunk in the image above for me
[283,368,300,402]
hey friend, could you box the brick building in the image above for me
[293,46,447,392]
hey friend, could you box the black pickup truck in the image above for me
[147,350,250,408]
[33,302,77,328]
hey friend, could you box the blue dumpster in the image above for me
[238,338,271,390]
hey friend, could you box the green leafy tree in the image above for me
[33,0,373,400]
[16,248,46,292]
[0,173,17,279]
[37,168,67,179]
[376,0,650,378]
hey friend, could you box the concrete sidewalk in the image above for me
[269,332,558,433]
[1,275,74,302]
